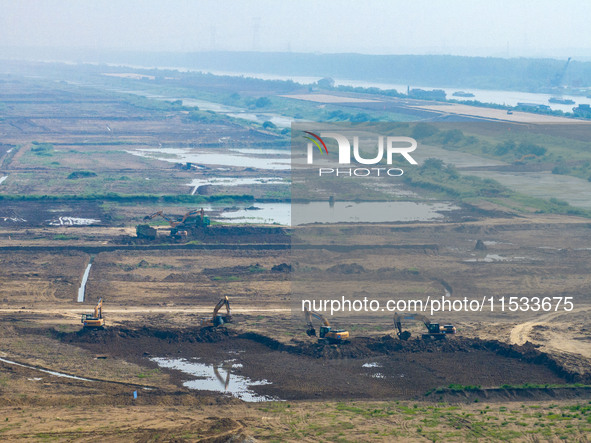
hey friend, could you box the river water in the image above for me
[196,69,590,113]
[113,66,591,211]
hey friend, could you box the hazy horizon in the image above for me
[1,0,591,60]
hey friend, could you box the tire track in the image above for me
[510,306,591,359]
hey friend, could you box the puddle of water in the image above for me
[0,357,91,381]
[0,176,7,185]
[230,148,290,155]
[151,357,278,402]
[49,217,101,226]
[218,202,290,225]
[128,148,290,170]
[362,362,381,368]
[187,177,286,195]
[292,201,459,225]
[78,263,92,303]
[464,254,531,263]
[205,200,460,226]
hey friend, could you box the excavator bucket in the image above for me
[306,327,317,337]
[398,331,411,341]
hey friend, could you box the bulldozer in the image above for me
[81,298,105,329]
[393,312,455,340]
[200,296,232,328]
[304,308,349,344]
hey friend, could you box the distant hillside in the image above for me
[3,47,591,93]
[173,53,591,91]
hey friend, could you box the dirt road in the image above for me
[510,306,591,359]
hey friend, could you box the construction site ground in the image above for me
[2,65,591,441]
[1,211,591,440]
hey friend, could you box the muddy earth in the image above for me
[46,326,584,402]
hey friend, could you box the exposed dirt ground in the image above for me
[2,69,591,441]
[1,208,591,439]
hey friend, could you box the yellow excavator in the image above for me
[201,296,232,328]
[304,308,349,343]
[143,209,209,228]
[143,209,210,238]
[81,298,105,328]
[393,312,456,340]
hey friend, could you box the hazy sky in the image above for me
[1,0,590,58]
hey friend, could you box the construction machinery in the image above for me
[549,57,572,103]
[550,57,572,88]
[393,312,456,340]
[201,296,232,328]
[514,154,539,165]
[304,308,349,343]
[81,298,105,328]
[143,210,175,225]
[141,209,210,239]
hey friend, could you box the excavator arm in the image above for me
[393,312,455,339]
[304,308,331,337]
[178,209,201,225]
[143,211,178,227]
[393,313,412,340]
[200,296,232,328]
[143,211,163,221]
[81,298,104,328]
[94,298,103,319]
[304,309,316,336]
[305,309,331,326]
[212,296,231,320]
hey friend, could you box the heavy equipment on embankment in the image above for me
[393,312,456,340]
[304,308,350,344]
[81,298,105,329]
[201,296,232,328]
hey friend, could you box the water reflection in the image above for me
[151,357,279,402]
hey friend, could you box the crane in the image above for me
[201,296,232,328]
[304,308,349,343]
[393,312,455,340]
[550,57,572,88]
[81,298,104,328]
[549,57,573,104]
